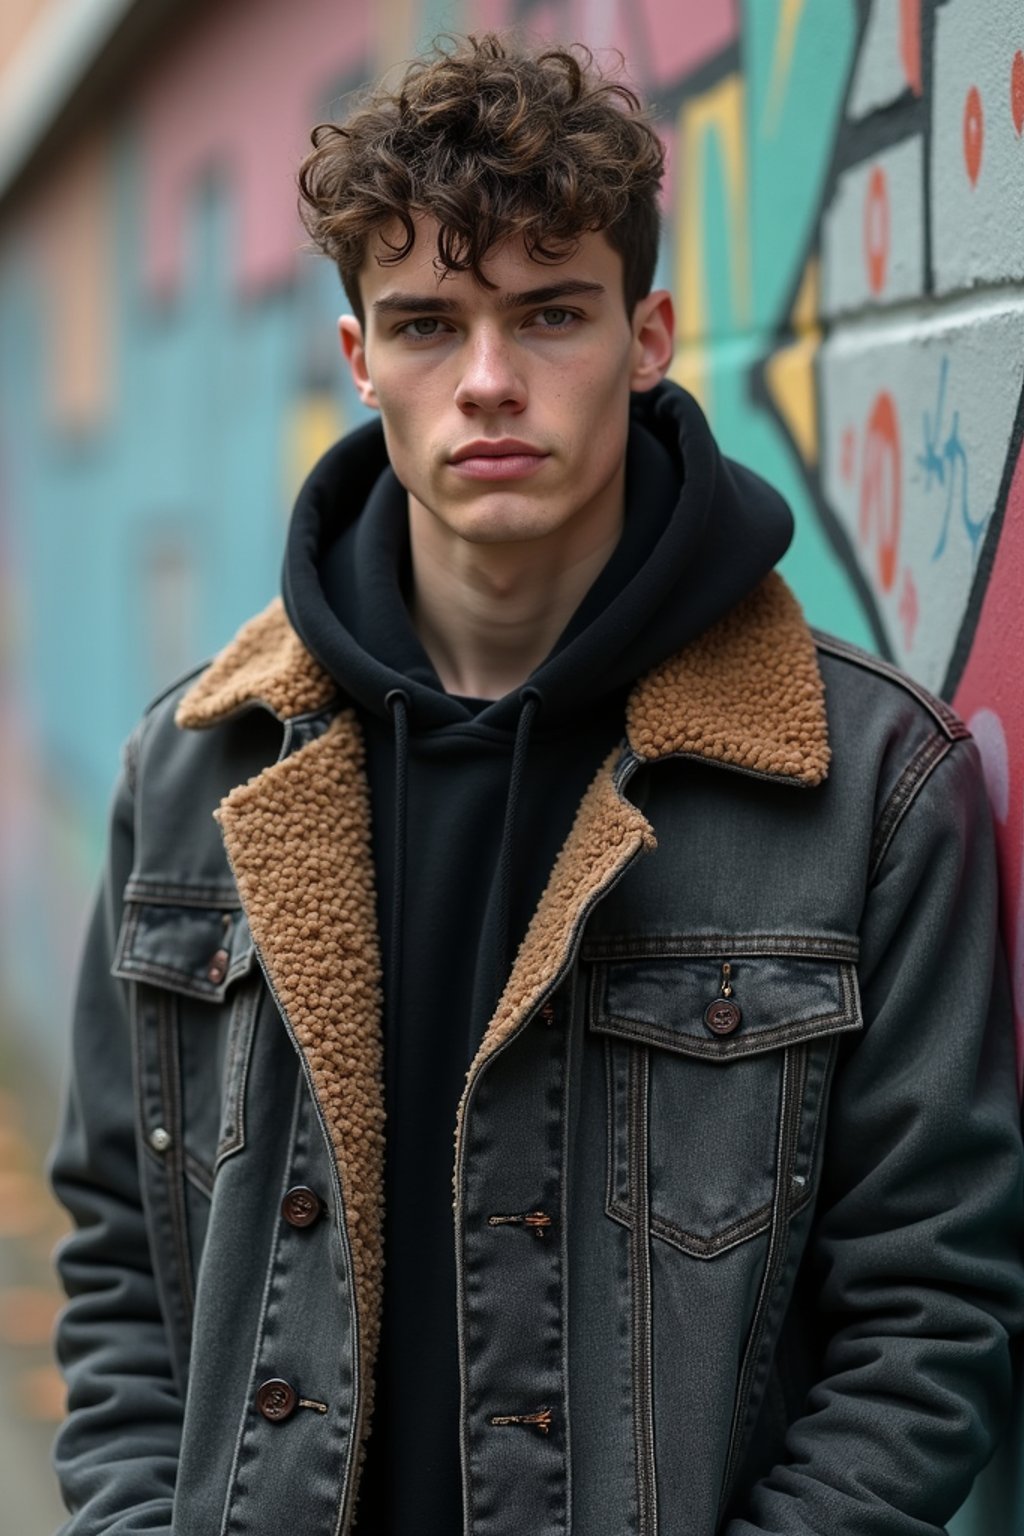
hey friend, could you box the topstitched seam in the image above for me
[812,632,970,740]
[123,880,243,907]
[582,933,860,962]
[869,734,954,882]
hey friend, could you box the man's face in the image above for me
[339,218,674,550]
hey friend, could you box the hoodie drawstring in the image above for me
[493,687,541,998]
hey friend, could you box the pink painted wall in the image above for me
[138,0,373,298]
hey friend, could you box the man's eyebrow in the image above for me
[372,293,460,315]
[371,280,607,316]
[498,280,606,309]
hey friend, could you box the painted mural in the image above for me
[0,0,1022,1522]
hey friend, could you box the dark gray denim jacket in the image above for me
[50,573,1024,1535]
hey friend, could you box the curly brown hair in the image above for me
[297,34,665,323]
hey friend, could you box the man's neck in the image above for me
[408,494,624,702]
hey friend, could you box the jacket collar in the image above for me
[177,570,830,788]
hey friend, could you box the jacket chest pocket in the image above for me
[586,939,863,1258]
[112,895,261,1192]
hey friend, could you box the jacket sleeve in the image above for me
[727,734,1024,1536]
[48,734,182,1534]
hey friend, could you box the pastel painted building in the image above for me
[0,0,1021,1525]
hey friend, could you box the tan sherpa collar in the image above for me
[626,570,830,784]
[177,571,830,786]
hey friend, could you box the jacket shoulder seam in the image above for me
[868,733,962,883]
[812,631,970,743]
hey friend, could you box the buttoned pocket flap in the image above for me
[112,898,254,1003]
[589,942,862,1061]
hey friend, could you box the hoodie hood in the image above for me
[282,379,794,734]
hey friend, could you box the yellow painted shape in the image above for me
[673,72,750,420]
[676,75,750,343]
[764,0,809,136]
[763,334,819,465]
[284,394,347,512]
[668,345,709,414]
[762,257,821,466]
[791,252,819,330]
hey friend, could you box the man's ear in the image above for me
[338,316,379,409]
[628,290,675,393]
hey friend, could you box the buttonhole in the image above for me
[487,1210,552,1236]
[489,1406,552,1434]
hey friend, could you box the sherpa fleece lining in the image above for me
[179,599,337,725]
[627,571,830,784]
[175,567,830,1499]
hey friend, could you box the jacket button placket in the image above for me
[459,994,569,1535]
[227,1085,353,1535]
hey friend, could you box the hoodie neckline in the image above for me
[280,381,795,739]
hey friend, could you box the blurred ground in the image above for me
[0,1022,72,1534]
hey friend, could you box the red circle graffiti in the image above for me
[964,84,985,185]
[899,0,923,97]
[859,391,901,595]
[863,166,890,295]
[1012,51,1024,137]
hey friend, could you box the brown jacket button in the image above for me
[281,1186,323,1229]
[207,948,229,984]
[256,1378,298,1422]
[704,999,742,1036]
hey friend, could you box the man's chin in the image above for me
[428,493,562,547]
[444,514,559,548]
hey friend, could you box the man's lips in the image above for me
[448,440,549,481]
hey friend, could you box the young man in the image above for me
[50,34,1023,1536]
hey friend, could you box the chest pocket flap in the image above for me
[111,892,254,1002]
[587,936,862,1060]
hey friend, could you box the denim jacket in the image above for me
[50,572,1024,1535]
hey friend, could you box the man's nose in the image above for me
[453,329,526,414]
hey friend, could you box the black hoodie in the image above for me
[282,380,793,1533]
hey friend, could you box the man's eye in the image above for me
[401,317,445,337]
[538,308,573,326]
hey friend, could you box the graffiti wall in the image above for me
[0,0,1021,1523]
